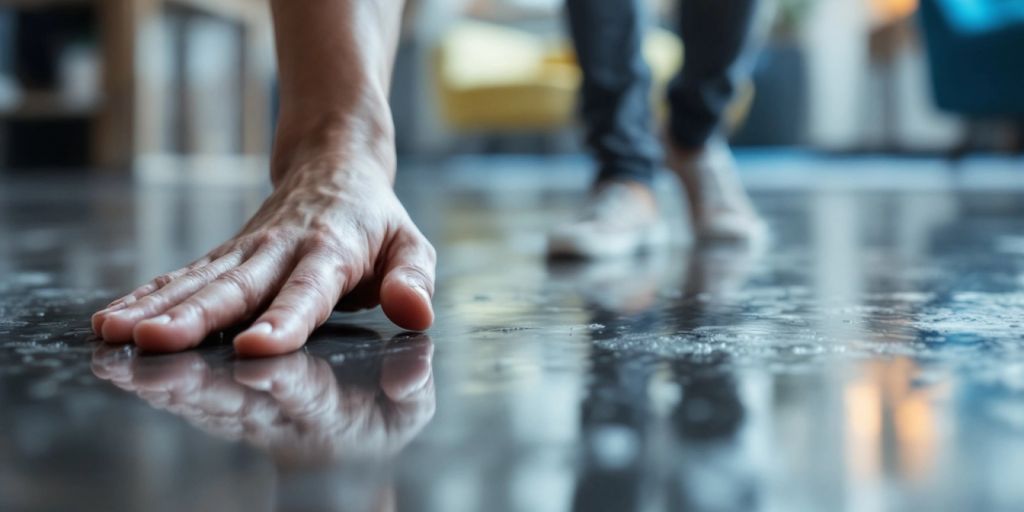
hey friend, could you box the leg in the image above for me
[548,0,668,259]
[668,0,765,148]
[666,0,769,242]
[565,0,661,186]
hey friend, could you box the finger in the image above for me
[97,251,247,343]
[92,258,211,336]
[132,246,292,353]
[233,251,348,357]
[109,257,213,308]
[379,231,436,331]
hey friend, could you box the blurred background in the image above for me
[4,4,1024,510]
[0,0,1021,171]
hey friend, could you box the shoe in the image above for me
[547,181,668,259]
[667,138,767,243]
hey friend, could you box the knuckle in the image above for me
[405,264,433,282]
[268,302,303,319]
[305,231,343,254]
[308,248,360,285]
[224,247,248,262]
[187,256,211,270]
[180,299,214,328]
[182,265,204,280]
[186,263,219,283]
[133,294,160,311]
[272,299,329,330]
[125,288,150,303]
[399,228,436,264]
[422,240,438,264]
[173,300,202,322]
[288,275,336,320]
[256,228,287,247]
[152,273,175,288]
[400,265,434,293]
[289,273,327,297]
[207,241,233,257]
[397,234,436,277]
[215,269,257,304]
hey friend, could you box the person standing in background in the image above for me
[549,0,769,258]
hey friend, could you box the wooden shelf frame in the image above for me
[0,91,100,119]
[3,0,273,170]
[4,0,261,21]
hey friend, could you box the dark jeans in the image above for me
[565,0,764,186]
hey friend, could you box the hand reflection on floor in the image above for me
[91,330,435,468]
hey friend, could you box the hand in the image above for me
[90,331,436,465]
[91,152,436,356]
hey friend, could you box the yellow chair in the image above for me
[433,20,751,136]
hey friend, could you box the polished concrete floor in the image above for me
[3,153,1024,512]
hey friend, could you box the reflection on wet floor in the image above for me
[92,330,435,466]
[3,155,1024,511]
[90,330,435,511]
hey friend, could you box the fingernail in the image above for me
[245,322,273,335]
[145,315,171,325]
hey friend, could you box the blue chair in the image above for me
[918,0,1024,118]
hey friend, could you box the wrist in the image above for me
[271,96,396,188]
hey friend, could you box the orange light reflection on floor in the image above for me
[844,357,941,486]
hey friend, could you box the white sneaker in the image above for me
[668,139,767,243]
[547,181,668,259]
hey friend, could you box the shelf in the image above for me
[167,0,266,22]
[1,0,89,10]
[0,91,99,120]
[0,0,272,168]
[3,0,265,22]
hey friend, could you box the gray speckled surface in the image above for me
[3,155,1024,512]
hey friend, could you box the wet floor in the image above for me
[2,154,1024,512]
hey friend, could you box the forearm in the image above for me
[269,0,406,186]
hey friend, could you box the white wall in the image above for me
[800,0,962,151]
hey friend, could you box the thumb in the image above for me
[380,230,436,331]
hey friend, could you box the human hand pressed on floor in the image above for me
[93,0,435,356]
[91,153,436,357]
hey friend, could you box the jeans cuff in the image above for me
[595,161,656,187]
